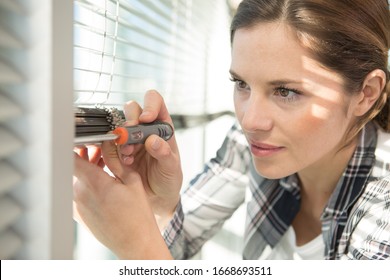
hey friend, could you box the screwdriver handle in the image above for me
[113,122,174,145]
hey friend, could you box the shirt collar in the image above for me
[321,122,377,219]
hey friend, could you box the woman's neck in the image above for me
[297,139,358,218]
[292,138,357,246]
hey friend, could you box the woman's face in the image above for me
[231,22,360,179]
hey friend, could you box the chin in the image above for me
[253,159,295,180]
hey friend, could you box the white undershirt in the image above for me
[260,226,325,260]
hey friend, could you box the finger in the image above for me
[88,146,102,165]
[72,201,90,229]
[117,101,142,164]
[101,140,131,182]
[98,158,105,168]
[123,100,142,126]
[118,144,135,165]
[144,134,178,169]
[73,201,81,222]
[74,152,105,183]
[74,146,89,161]
[121,154,135,166]
[140,90,174,126]
[119,144,134,156]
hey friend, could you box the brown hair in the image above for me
[231,0,390,136]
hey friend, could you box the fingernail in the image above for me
[152,138,161,150]
[123,155,134,165]
[124,120,138,126]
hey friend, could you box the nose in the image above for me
[239,94,274,132]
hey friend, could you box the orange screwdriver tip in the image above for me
[113,127,128,145]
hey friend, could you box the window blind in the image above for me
[0,0,24,259]
[74,0,233,115]
[0,0,74,259]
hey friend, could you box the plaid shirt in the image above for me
[163,121,390,259]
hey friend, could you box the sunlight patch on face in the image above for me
[310,103,332,120]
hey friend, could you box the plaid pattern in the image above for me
[163,122,390,259]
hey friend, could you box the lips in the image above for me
[249,141,285,157]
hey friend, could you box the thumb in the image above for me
[144,135,177,170]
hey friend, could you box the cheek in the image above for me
[310,103,334,120]
[233,94,245,120]
[296,107,333,132]
[286,104,349,152]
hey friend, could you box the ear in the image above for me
[353,69,386,117]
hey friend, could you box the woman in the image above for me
[73,0,390,259]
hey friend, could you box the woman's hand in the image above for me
[73,145,172,259]
[72,89,182,258]
[114,90,183,229]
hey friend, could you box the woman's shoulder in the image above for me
[342,174,390,259]
[372,125,390,178]
[365,174,390,199]
[365,121,390,199]
[355,123,390,211]
[355,174,390,220]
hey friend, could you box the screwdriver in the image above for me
[74,122,174,146]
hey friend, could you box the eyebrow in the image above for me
[268,79,301,86]
[229,69,243,80]
[229,69,301,85]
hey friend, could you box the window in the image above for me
[73,0,239,259]
[73,0,233,114]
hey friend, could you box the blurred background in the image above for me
[0,0,245,259]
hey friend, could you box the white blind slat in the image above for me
[0,0,24,14]
[74,7,205,60]
[0,62,23,84]
[0,229,23,259]
[0,27,23,48]
[0,196,23,232]
[0,95,23,122]
[74,2,172,35]
[0,128,23,158]
[0,161,23,195]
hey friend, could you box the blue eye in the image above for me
[274,86,301,102]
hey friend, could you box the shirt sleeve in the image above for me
[162,122,251,259]
[341,175,390,259]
